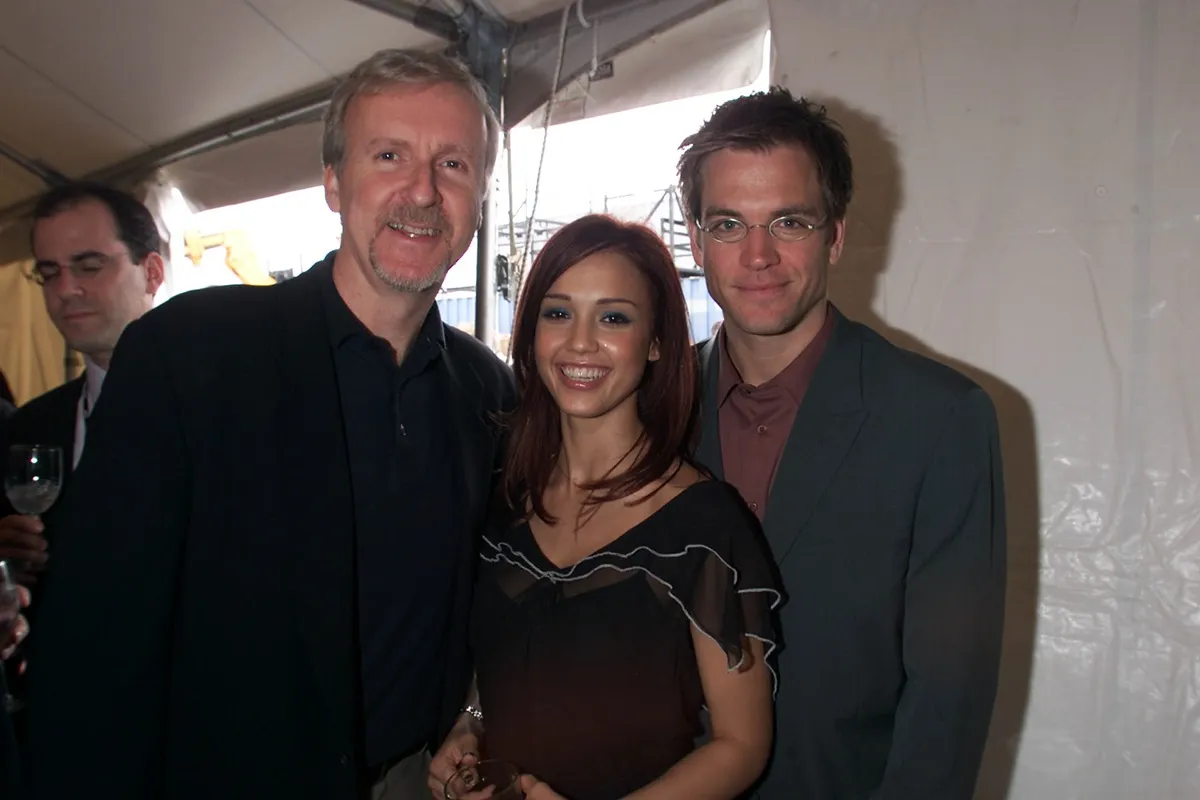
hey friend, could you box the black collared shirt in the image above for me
[318,259,462,767]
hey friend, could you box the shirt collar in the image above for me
[715,328,741,407]
[81,355,107,416]
[716,301,837,406]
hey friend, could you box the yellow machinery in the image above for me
[182,229,275,286]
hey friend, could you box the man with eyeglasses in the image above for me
[679,87,1006,799]
[0,182,164,586]
[0,182,162,790]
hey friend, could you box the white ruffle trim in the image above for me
[482,536,782,698]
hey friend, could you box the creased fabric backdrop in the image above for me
[767,1,1199,797]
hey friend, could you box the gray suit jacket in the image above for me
[696,307,1005,799]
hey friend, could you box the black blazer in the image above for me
[697,307,1005,799]
[25,264,515,800]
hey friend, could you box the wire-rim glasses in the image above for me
[699,214,827,244]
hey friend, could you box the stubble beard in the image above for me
[367,209,455,293]
[367,242,452,293]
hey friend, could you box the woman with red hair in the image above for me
[430,215,779,800]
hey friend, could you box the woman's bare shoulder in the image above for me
[640,461,709,505]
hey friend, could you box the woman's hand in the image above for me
[519,774,567,799]
[427,714,482,798]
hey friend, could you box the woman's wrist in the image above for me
[456,704,485,736]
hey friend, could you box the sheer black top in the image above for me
[471,481,780,800]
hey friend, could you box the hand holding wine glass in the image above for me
[3,445,63,579]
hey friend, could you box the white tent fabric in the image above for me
[768,1,1199,797]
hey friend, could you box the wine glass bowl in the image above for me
[4,444,64,574]
[443,759,523,799]
[5,445,63,515]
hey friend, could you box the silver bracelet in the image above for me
[461,704,483,723]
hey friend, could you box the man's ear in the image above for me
[827,217,847,265]
[144,252,165,296]
[323,164,341,214]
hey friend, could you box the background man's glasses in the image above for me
[29,251,124,286]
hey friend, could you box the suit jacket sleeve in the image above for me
[27,316,189,798]
[877,386,1007,799]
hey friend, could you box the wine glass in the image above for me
[4,444,63,573]
[443,759,523,799]
[1,560,21,713]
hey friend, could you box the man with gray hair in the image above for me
[27,48,515,800]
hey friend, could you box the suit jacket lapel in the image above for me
[695,337,724,479]
[274,269,358,752]
[761,310,868,561]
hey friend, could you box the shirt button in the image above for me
[749,502,759,512]
[756,425,768,435]
[339,754,350,767]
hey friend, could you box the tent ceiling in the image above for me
[0,0,764,237]
[534,0,765,127]
[160,0,766,213]
[0,0,446,211]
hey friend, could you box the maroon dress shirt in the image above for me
[717,306,836,520]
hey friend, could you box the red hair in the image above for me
[503,214,699,524]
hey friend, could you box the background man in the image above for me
[0,182,165,584]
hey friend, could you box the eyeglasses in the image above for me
[29,252,123,286]
[699,214,827,244]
